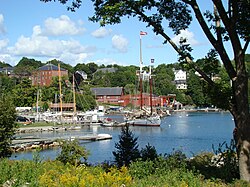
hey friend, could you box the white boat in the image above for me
[126,114,161,127]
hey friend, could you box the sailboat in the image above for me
[126,32,161,127]
[126,64,161,127]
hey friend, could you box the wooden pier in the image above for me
[11,134,112,152]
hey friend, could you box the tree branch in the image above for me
[132,6,215,86]
[186,0,236,80]
[212,0,242,55]
[243,39,250,54]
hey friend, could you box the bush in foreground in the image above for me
[0,152,248,187]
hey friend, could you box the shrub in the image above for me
[140,143,158,161]
[56,139,89,166]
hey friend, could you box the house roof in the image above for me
[75,71,87,79]
[91,87,123,96]
[94,67,117,74]
[38,64,66,71]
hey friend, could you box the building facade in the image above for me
[174,69,187,90]
[91,87,124,105]
[31,64,68,86]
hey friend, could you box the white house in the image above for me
[174,69,187,90]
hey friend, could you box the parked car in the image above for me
[16,116,32,125]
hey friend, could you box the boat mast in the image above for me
[36,88,40,121]
[58,63,63,114]
[150,59,154,115]
[139,32,144,110]
[73,74,76,114]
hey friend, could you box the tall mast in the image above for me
[58,63,63,114]
[150,59,154,115]
[139,33,143,110]
[73,74,76,114]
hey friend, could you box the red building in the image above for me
[119,93,166,107]
[91,87,124,105]
[31,64,68,86]
[91,87,176,108]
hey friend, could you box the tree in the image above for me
[14,57,43,78]
[0,96,17,158]
[186,71,208,106]
[113,125,140,167]
[56,139,89,165]
[140,143,158,161]
[12,78,37,107]
[41,0,250,181]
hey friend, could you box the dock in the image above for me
[11,134,112,152]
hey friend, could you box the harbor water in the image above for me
[11,111,235,164]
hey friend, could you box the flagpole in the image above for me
[140,35,142,73]
[139,34,143,109]
[139,31,147,110]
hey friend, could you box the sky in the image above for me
[0,0,248,68]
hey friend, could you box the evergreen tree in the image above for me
[113,125,140,167]
[0,96,17,158]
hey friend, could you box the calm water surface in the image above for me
[11,112,235,164]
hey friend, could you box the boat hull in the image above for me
[127,116,161,127]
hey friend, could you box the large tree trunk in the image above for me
[232,55,250,181]
[235,116,250,181]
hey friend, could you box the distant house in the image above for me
[91,87,124,105]
[0,66,14,76]
[75,70,87,80]
[31,64,68,86]
[174,69,187,90]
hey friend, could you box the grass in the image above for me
[17,122,63,128]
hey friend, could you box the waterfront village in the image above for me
[4,62,222,153]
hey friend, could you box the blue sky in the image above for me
[0,0,248,67]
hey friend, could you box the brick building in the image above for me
[31,64,68,86]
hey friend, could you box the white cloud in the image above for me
[0,14,6,34]
[112,35,128,53]
[40,15,85,36]
[172,30,199,46]
[7,32,96,65]
[0,39,8,50]
[91,27,112,38]
[59,52,93,66]
[0,54,16,65]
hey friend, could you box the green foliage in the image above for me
[186,71,209,106]
[212,140,239,182]
[196,49,221,77]
[0,96,17,158]
[14,57,42,77]
[11,78,37,107]
[188,140,239,183]
[56,139,89,166]
[140,143,158,161]
[0,75,16,95]
[0,61,12,68]
[0,152,245,186]
[76,94,96,111]
[113,125,140,167]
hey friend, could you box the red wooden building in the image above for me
[91,87,124,105]
[119,94,175,107]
